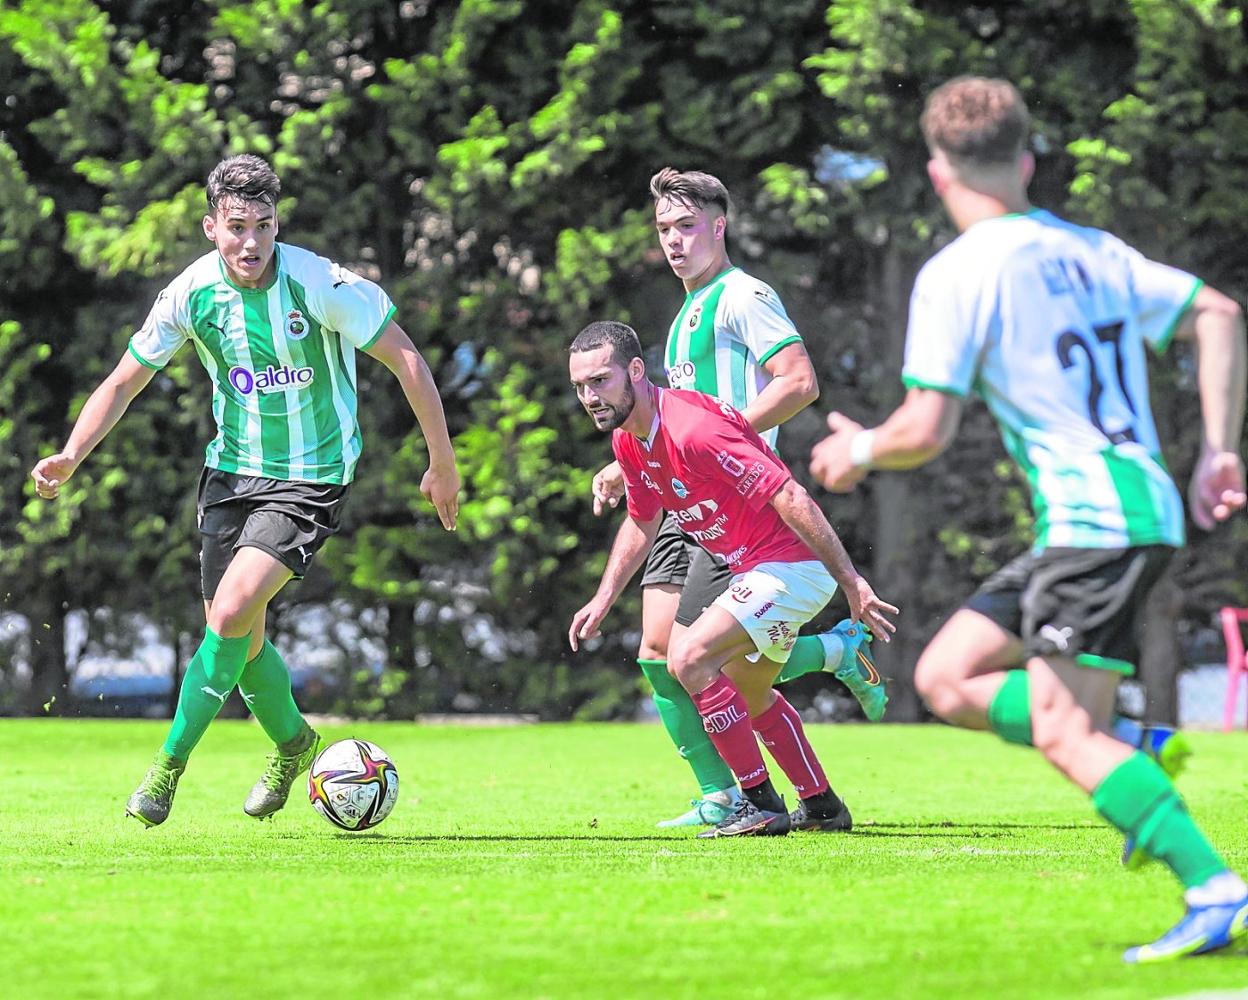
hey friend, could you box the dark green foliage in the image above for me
[1,0,1244,719]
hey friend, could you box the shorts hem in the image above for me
[234,541,306,580]
[1075,652,1134,676]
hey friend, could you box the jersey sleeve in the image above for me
[612,433,663,523]
[683,402,792,512]
[1120,245,1202,353]
[720,274,802,366]
[128,282,190,370]
[306,257,397,351]
[900,254,987,398]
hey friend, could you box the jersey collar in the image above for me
[641,387,663,451]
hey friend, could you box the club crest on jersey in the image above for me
[686,307,702,329]
[670,478,688,498]
[286,309,308,339]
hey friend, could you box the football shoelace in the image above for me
[139,764,179,799]
[260,750,301,792]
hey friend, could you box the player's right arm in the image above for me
[31,352,157,500]
[1170,284,1247,529]
[769,478,898,639]
[568,512,662,650]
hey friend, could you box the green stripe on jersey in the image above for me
[668,278,732,397]
[240,289,290,479]
[287,278,342,477]
[1101,447,1170,546]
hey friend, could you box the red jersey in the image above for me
[612,388,817,571]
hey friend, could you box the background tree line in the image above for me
[2,0,1245,721]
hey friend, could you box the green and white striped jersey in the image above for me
[664,266,803,450]
[903,209,1199,551]
[129,244,396,485]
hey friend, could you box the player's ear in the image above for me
[202,213,216,243]
[1018,150,1035,189]
[926,157,948,196]
[628,356,646,383]
[714,215,726,241]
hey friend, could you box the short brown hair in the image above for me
[650,167,731,216]
[206,154,280,212]
[570,320,643,369]
[920,77,1030,166]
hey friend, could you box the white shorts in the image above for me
[712,560,838,663]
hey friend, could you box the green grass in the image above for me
[3,720,1246,999]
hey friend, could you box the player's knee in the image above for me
[206,597,252,637]
[914,658,960,718]
[638,637,669,662]
[667,636,714,694]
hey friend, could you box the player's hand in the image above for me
[809,412,869,493]
[568,596,612,651]
[843,574,899,642]
[1189,448,1246,531]
[591,461,625,516]
[421,461,461,531]
[30,452,79,501]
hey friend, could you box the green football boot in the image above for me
[656,790,737,828]
[126,751,186,827]
[826,620,887,722]
[244,725,321,819]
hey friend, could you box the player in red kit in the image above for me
[568,321,898,836]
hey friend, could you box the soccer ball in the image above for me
[307,738,399,831]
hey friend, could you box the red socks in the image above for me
[690,674,769,788]
[753,692,830,798]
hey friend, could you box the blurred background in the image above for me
[2,0,1246,725]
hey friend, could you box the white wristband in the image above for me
[849,429,877,469]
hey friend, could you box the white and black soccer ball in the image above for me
[307,738,399,831]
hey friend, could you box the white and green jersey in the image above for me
[664,266,803,449]
[903,209,1199,551]
[129,243,396,485]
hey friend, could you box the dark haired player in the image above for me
[569,320,897,837]
[32,154,460,826]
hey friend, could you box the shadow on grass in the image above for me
[325,820,1102,844]
[852,821,1103,839]
[331,833,699,843]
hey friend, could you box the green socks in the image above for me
[1093,751,1227,889]
[238,640,306,746]
[987,670,1034,747]
[638,658,735,795]
[162,628,252,761]
[775,635,829,683]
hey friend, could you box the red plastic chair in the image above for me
[1220,607,1248,731]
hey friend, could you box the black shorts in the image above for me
[197,467,350,601]
[965,545,1175,676]
[639,514,732,628]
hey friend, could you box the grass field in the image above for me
[3,719,1246,999]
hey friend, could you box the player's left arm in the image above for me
[809,388,963,493]
[769,478,898,639]
[739,342,819,433]
[364,321,461,531]
[728,278,818,432]
[1171,285,1247,528]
